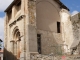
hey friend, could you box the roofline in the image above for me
[4,0,21,12]
[54,0,70,11]
[5,0,70,12]
[4,0,15,12]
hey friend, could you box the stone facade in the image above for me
[4,0,74,60]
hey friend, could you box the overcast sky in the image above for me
[0,0,79,40]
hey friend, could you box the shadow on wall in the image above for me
[36,0,60,32]
[3,48,17,60]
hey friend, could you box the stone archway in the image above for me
[13,27,21,60]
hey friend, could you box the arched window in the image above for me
[12,27,21,59]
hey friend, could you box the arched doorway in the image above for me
[13,27,21,60]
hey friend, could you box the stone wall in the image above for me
[30,54,80,60]
[37,29,63,55]
[71,13,80,48]
[70,13,80,55]
[60,9,73,53]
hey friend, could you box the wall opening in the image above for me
[37,34,41,54]
[57,22,60,33]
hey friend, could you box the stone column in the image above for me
[4,13,8,48]
[10,40,15,60]
[26,0,38,59]
[60,9,72,54]
[17,40,20,59]
[12,6,15,21]
[24,0,30,60]
[9,6,15,55]
[28,0,37,52]
[20,0,25,60]
[10,40,14,53]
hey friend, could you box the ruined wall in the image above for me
[30,54,80,60]
[36,0,62,55]
[70,13,80,55]
[71,13,80,48]
[36,0,72,55]
[37,29,63,55]
[4,0,74,60]
[60,9,74,54]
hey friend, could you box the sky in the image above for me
[61,0,80,15]
[0,0,80,40]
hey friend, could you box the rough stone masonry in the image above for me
[3,0,80,60]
